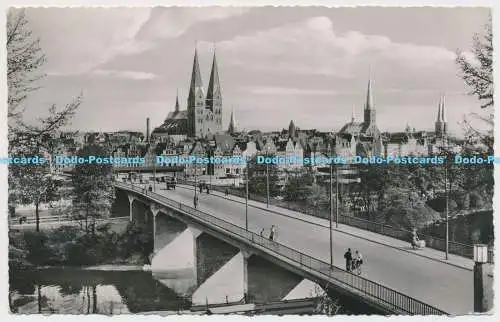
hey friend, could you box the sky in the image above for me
[17,6,492,135]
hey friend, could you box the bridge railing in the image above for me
[177,180,494,264]
[117,182,448,315]
[9,215,129,226]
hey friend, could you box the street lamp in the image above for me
[245,156,249,231]
[444,159,450,260]
[473,244,490,312]
[329,150,334,267]
[153,151,156,192]
[266,148,270,208]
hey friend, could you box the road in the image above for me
[140,185,487,315]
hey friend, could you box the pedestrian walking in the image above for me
[344,248,352,272]
[225,187,229,196]
[193,195,198,209]
[260,228,265,237]
[199,183,203,193]
[269,225,276,241]
[206,186,210,194]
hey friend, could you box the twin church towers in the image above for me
[155,48,224,140]
[186,48,223,138]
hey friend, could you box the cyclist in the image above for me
[352,250,363,270]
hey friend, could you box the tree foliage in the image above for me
[456,18,493,152]
[8,147,58,231]
[71,143,115,235]
[247,155,281,197]
[7,8,82,153]
[456,18,493,109]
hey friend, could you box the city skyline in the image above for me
[19,7,491,135]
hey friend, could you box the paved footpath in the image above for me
[139,184,494,315]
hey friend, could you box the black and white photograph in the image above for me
[5,4,494,316]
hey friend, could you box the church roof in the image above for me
[165,110,188,120]
[214,134,235,153]
[339,121,363,135]
[153,114,188,135]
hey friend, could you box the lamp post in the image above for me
[266,150,270,208]
[473,244,490,312]
[444,163,449,260]
[329,153,334,267]
[153,151,156,192]
[194,155,198,200]
[245,156,249,231]
[335,163,339,229]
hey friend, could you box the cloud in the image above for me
[28,7,248,76]
[91,69,159,80]
[244,86,340,96]
[210,16,457,77]
[136,7,249,41]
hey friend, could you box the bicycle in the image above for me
[351,259,362,275]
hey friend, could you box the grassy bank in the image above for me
[9,221,153,271]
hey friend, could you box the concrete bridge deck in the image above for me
[117,183,475,315]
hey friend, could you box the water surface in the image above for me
[9,268,191,314]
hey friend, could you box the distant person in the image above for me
[193,195,198,209]
[269,225,276,241]
[411,228,419,249]
[206,186,210,194]
[260,228,265,237]
[353,250,363,268]
[225,188,229,196]
[199,183,203,193]
[344,248,352,272]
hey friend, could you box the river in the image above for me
[9,267,192,314]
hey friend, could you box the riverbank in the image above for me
[9,220,153,269]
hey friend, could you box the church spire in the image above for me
[441,94,447,123]
[363,69,376,126]
[189,48,203,92]
[175,89,180,112]
[288,120,296,138]
[228,107,236,134]
[351,105,356,122]
[365,73,374,110]
[436,95,443,122]
[206,46,221,112]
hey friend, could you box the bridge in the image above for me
[113,181,483,315]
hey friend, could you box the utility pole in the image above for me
[245,157,249,230]
[194,157,198,200]
[445,156,449,260]
[336,164,339,228]
[153,152,156,192]
[266,159,270,208]
[329,155,333,267]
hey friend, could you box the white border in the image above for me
[0,1,497,322]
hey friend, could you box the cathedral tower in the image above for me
[206,50,223,135]
[187,48,205,138]
[363,75,376,126]
[435,94,448,138]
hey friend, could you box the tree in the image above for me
[247,155,281,197]
[7,9,82,153]
[8,151,57,232]
[456,18,493,152]
[283,173,313,202]
[71,143,115,235]
[456,19,493,109]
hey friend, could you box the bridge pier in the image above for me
[127,195,135,222]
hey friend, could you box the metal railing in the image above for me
[9,215,129,226]
[178,180,494,264]
[116,182,448,315]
